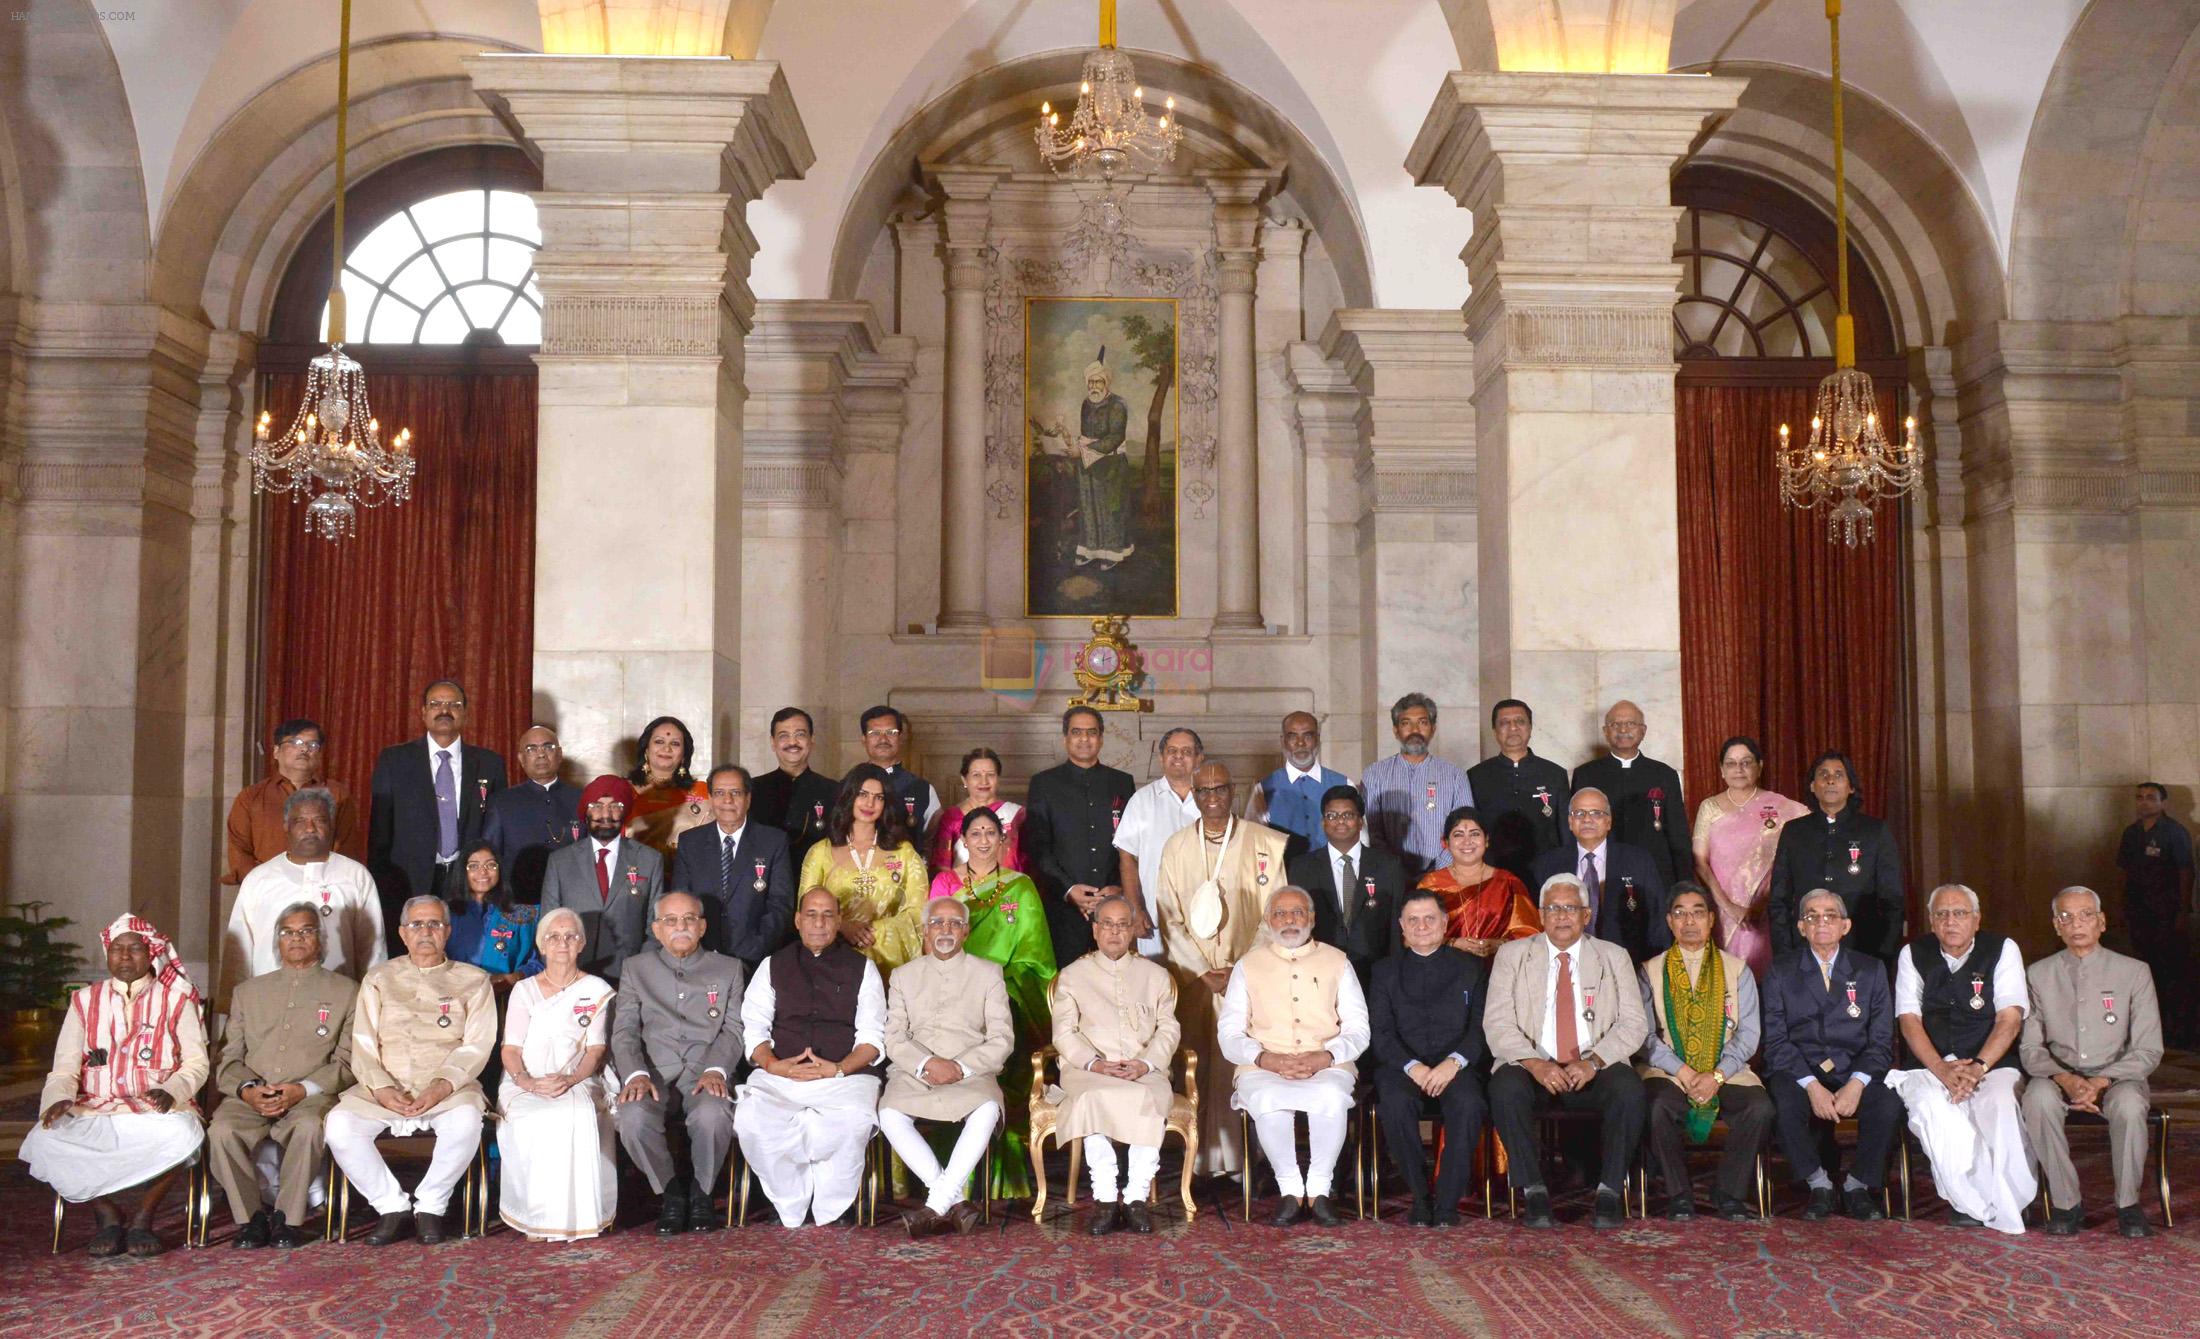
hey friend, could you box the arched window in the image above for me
[322,188,542,345]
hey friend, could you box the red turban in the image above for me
[578,774,636,818]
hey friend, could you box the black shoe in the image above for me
[365,1211,413,1247]
[1844,1188,1885,1222]
[1406,1197,1435,1227]
[1948,1210,1983,1228]
[1269,1197,1303,1228]
[1521,1189,1557,1229]
[416,1212,448,1245]
[1803,1187,1835,1221]
[1714,1197,1754,1222]
[269,1212,307,1249]
[2044,1205,2082,1236]
[687,1176,719,1232]
[233,1210,272,1249]
[1434,1210,1462,1228]
[1086,1204,1122,1237]
[1666,1193,1697,1221]
[1123,1200,1155,1235]
[2118,1206,2153,1239]
[656,1180,689,1236]
[1308,1196,1342,1228]
[1593,1189,1624,1229]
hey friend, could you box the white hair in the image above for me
[1537,873,1584,909]
[1928,883,1981,916]
[274,902,326,960]
[1266,885,1315,917]
[400,894,447,922]
[1798,888,1846,919]
[538,906,585,942]
[2053,885,2104,916]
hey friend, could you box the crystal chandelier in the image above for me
[1034,0,1183,182]
[250,0,416,542]
[1776,0,1920,548]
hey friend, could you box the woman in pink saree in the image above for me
[1691,736,1807,978]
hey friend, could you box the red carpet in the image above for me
[6,1128,2195,1339]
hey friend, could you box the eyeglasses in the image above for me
[424,699,466,711]
[1543,903,1587,917]
[279,738,324,752]
[1798,912,1846,925]
[656,915,704,929]
[1193,785,1232,798]
[1569,808,1610,820]
[864,728,903,740]
[709,788,747,801]
[1321,810,1360,823]
[2050,909,2101,924]
[923,917,969,929]
[1669,907,1711,919]
[540,930,584,944]
[275,927,320,940]
[401,920,450,932]
[1928,907,1977,922]
[519,742,560,755]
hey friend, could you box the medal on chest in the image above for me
[626,868,642,896]
[1532,786,1554,818]
[437,998,454,1028]
[1846,842,1862,876]
[1968,974,1986,1010]
[569,820,582,842]
[475,777,488,805]
[1621,876,1637,913]
[1424,782,1438,812]
[1582,985,1598,1025]
[706,987,721,1020]
[2103,990,2118,1026]
[315,1003,331,1038]
[491,925,514,947]
[1362,876,1378,909]
[1256,853,1270,887]
[903,797,918,822]
[2145,841,2162,858]
[752,859,768,893]
[575,998,597,1029]
[812,801,826,831]
[136,1023,156,1063]
[318,887,334,917]
[1647,787,1666,832]
[1110,802,1124,832]
[1760,804,1778,832]
[1844,982,1860,1019]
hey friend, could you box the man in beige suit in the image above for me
[324,895,495,1246]
[210,903,356,1248]
[1485,873,1649,1229]
[1156,761,1289,1174]
[1051,894,1181,1235]
[879,896,1014,1237]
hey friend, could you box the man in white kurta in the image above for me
[1885,883,2035,1234]
[1218,887,1369,1226]
[736,888,888,1227]
[225,785,385,1006]
[1051,894,1182,1235]
[879,897,1014,1236]
[1112,727,1203,956]
[22,915,208,1257]
[1156,761,1290,1175]
[324,895,495,1245]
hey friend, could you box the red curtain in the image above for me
[259,370,538,832]
[1676,381,1909,848]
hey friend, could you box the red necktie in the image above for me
[1554,950,1580,1062]
[595,847,611,903]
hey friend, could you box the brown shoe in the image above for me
[946,1201,983,1235]
[903,1205,941,1239]
[1123,1200,1155,1234]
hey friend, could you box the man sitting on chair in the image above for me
[1050,893,1182,1236]
[324,895,494,1246]
[879,896,1014,1237]
[1484,874,1649,1230]
[1369,889,1488,1226]
[22,914,208,1258]
[735,888,886,1227]
[1218,885,1369,1228]
[210,902,356,1247]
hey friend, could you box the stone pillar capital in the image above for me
[1202,169,1283,254]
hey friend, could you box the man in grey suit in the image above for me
[1483,873,1649,1229]
[612,891,747,1236]
[2023,885,2165,1238]
[542,775,663,982]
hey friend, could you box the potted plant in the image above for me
[0,900,86,1067]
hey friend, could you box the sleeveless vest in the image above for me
[769,940,874,1070]
[1908,932,2017,1071]
[1261,766,1343,846]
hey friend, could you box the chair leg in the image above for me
[1029,1130,1049,1224]
[1241,1113,1255,1223]
[2160,1113,2174,1229]
[1066,1137,1083,1217]
[1756,1153,1769,1221]
[51,1194,63,1255]
[1899,1138,1912,1222]
[1175,1127,1197,1224]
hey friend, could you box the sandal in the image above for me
[123,1227,165,1258]
[86,1224,126,1258]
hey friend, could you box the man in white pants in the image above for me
[877,897,1014,1237]
[324,895,494,1246]
[735,889,886,1227]
[1218,885,1369,1227]
[1886,883,2036,1234]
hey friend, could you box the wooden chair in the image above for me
[1362,1101,1499,1219]
[1028,1045,1200,1224]
[1628,1134,1772,1220]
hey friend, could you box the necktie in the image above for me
[595,846,611,903]
[1820,957,1833,992]
[1581,850,1601,923]
[1554,950,1580,1062]
[434,749,459,859]
[1339,850,1357,927]
[722,833,737,897]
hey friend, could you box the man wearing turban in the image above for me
[1073,353,1135,570]
[541,773,665,982]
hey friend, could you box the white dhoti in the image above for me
[21,1111,203,1202]
[1232,1067,1355,1199]
[497,1084,617,1240]
[1886,1067,2035,1234]
[735,1071,880,1226]
[324,1105,484,1217]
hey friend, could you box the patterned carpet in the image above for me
[4,1055,2197,1337]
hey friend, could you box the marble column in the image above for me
[929,167,1006,629]
[465,55,812,774]
[1206,172,1278,632]
[1410,72,1745,767]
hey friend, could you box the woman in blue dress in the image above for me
[447,839,540,982]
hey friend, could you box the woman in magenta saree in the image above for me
[1691,735,1808,977]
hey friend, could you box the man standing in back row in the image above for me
[1025,706,1136,967]
[368,680,506,951]
[1361,693,1474,879]
[1467,699,1571,886]
[1570,701,1689,888]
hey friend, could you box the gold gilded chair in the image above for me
[1027,1045,1200,1223]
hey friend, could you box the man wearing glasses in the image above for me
[848,704,941,836]
[368,679,508,951]
[2022,886,2164,1238]
[324,896,494,1246]
[224,717,353,884]
[1530,786,1669,961]
[481,724,582,903]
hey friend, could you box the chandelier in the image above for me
[1775,0,1920,548]
[1034,0,1183,182]
[250,0,416,542]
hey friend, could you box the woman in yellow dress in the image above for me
[797,762,928,971]
[623,715,710,858]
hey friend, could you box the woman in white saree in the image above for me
[497,907,617,1239]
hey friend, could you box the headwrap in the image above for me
[1084,359,1110,390]
[70,914,200,1113]
[578,774,637,818]
[1660,945,1728,1143]
[101,913,196,1002]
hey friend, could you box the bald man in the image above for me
[1246,712,1353,862]
[1570,701,1690,887]
[1530,786,1670,961]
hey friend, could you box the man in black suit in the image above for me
[1023,706,1136,965]
[1569,701,1690,886]
[1288,784,1404,987]
[479,724,581,904]
[1466,699,1571,886]
[670,763,795,973]
[367,678,507,951]
[1762,889,1901,1223]
[1368,889,1488,1226]
[1767,750,1905,966]
[748,708,838,869]
[1530,787,1669,961]
[847,705,940,836]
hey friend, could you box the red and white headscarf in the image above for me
[67,914,200,1114]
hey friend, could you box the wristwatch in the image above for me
[1710,1069,1728,1087]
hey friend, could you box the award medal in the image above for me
[1648,788,1666,832]
[437,998,454,1028]
[752,859,767,893]
[315,1003,331,1038]
[1621,876,1638,913]
[319,887,333,918]
[1846,843,1862,876]
[1533,786,1553,818]
[569,820,582,842]
[1761,804,1779,832]
[626,869,641,896]
[1110,803,1124,832]
[1256,854,1270,888]
[903,797,917,821]
[1844,982,1860,1019]
[2103,991,2118,1026]
[1424,782,1438,812]
[575,1000,596,1029]
[1582,985,1597,1025]
[490,925,514,951]
[136,1025,155,1063]
[706,987,721,1020]
[1969,974,1986,1010]
[1362,877,1379,909]
[812,802,826,830]
[476,777,488,803]
[2145,841,2162,859]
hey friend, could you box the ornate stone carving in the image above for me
[1500,305,1670,366]
[541,293,720,356]
[745,458,836,509]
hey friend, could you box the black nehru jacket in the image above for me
[479,777,583,904]
[1570,752,1691,886]
[766,940,879,1075]
[1768,805,1905,961]
[750,766,838,868]
[1905,933,2019,1072]
[1368,945,1489,1073]
[1024,758,1137,964]
[1465,751,1571,884]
